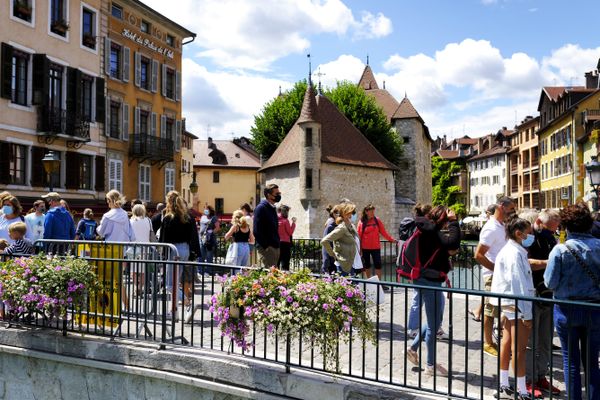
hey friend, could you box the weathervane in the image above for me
[314,67,326,95]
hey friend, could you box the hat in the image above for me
[41,192,61,200]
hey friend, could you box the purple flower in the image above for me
[29,277,38,283]
[54,266,62,271]
[336,297,343,303]
[323,304,329,310]
[286,296,293,303]
[346,290,354,298]
[267,324,274,333]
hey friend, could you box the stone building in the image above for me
[508,116,541,209]
[259,84,397,238]
[358,65,433,206]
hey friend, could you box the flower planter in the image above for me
[51,21,69,35]
[229,305,241,319]
[14,5,32,18]
[82,34,96,48]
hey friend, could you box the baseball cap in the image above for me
[41,192,61,200]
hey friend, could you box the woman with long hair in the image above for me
[0,196,23,244]
[321,202,363,276]
[357,203,397,281]
[224,209,254,268]
[97,190,134,242]
[159,191,201,323]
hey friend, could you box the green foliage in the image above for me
[431,156,465,212]
[251,80,402,164]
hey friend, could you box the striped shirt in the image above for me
[4,239,34,255]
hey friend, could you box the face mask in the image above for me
[273,194,282,203]
[350,214,357,224]
[521,233,535,248]
[1,205,13,215]
[203,209,209,216]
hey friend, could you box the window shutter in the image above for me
[105,97,111,136]
[65,152,79,189]
[1,43,13,100]
[134,106,140,134]
[116,161,122,193]
[122,46,130,82]
[66,67,80,119]
[175,120,181,151]
[95,77,105,123]
[134,52,141,87]
[161,64,167,96]
[109,159,115,189]
[104,37,111,76]
[31,146,45,187]
[151,59,158,93]
[160,114,166,138]
[138,165,143,200]
[151,112,157,137]
[95,156,105,191]
[122,103,129,141]
[175,70,181,102]
[0,142,9,183]
[32,54,49,105]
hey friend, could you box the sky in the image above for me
[141,0,600,142]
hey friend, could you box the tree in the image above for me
[251,80,402,164]
[431,156,467,217]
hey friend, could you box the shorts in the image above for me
[362,249,382,270]
[483,276,499,318]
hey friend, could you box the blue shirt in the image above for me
[253,199,279,249]
[43,207,76,240]
[544,232,600,301]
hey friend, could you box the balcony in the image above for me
[36,106,90,147]
[129,133,174,167]
[584,109,600,124]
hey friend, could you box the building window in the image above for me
[306,169,313,189]
[213,171,220,183]
[79,154,92,190]
[140,56,150,90]
[139,164,151,202]
[49,63,63,110]
[110,42,122,79]
[81,8,96,49]
[108,159,122,193]
[7,143,27,185]
[165,118,174,140]
[215,198,224,215]
[165,167,174,195]
[166,68,175,99]
[141,20,150,33]
[109,101,121,138]
[111,3,122,19]
[13,0,33,23]
[305,128,312,147]
[80,74,93,122]
[166,34,174,46]
[50,0,68,36]
[139,110,149,134]
[11,50,29,106]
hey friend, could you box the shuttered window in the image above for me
[139,164,151,202]
[108,159,122,193]
[0,142,26,185]
[165,167,174,197]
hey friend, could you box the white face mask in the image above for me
[350,214,357,224]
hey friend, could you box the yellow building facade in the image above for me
[104,0,194,206]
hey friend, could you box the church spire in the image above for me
[307,53,312,87]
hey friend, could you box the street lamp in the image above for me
[42,150,60,192]
[585,155,600,211]
[189,171,198,195]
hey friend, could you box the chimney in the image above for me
[585,71,599,90]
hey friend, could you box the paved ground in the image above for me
[106,279,568,400]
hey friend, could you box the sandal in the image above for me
[468,309,481,322]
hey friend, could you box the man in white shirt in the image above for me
[474,196,516,357]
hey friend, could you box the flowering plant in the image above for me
[0,255,99,320]
[210,267,375,371]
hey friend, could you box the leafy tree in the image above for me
[251,80,402,164]
[431,156,467,217]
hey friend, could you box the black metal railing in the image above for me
[129,133,174,162]
[36,106,90,141]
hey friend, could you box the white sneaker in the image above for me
[408,329,418,339]
[436,328,449,340]
[184,306,193,324]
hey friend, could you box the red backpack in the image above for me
[396,228,444,282]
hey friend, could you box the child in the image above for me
[491,216,537,400]
[1,222,34,255]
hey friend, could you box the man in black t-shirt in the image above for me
[525,209,561,395]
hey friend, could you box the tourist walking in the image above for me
[224,210,254,268]
[199,205,220,267]
[129,204,155,297]
[42,192,76,242]
[277,205,296,271]
[491,216,536,400]
[159,191,201,323]
[545,203,600,400]
[321,202,363,276]
[357,203,397,282]
[321,205,338,274]
[75,208,98,241]
[404,205,460,377]
[473,196,515,357]
[24,200,45,244]
[0,195,24,243]
[253,184,281,268]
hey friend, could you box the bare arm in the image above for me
[224,225,237,240]
[528,258,547,271]
[474,243,494,271]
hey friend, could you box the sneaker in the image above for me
[517,391,533,400]
[494,385,514,399]
[533,377,560,395]
[483,343,499,357]
[425,363,448,377]
[184,305,193,324]
[436,328,449,340]
[526,382,546,398]
[382,285,391,291]
[406,348,419,365]
[407,329,418,339]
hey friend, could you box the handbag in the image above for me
[225,242,238,265]
[565,243,600,287]
[147,218,157,243]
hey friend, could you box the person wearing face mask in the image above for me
[24,200,46,244]
[277,205,296,271]
[198,205,220,270]
[42,192,76,242]
[253,184,282,268]
[0,196,25,244]
[474,196,516,357]
[491,216,536,400]
[320,202,363,276]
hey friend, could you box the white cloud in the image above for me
[541,44,600,86]
[141,0,392,71]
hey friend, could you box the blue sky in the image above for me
[142,0,600,141]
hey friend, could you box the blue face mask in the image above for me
[350,214,357,224]
[203,209,209,216]
[521,233,535,248]
[1,205,13,215]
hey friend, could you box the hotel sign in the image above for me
[122,29,174,59]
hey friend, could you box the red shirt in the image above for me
[357,217,395,250]
[278,215,296,243]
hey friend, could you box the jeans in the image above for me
[165,242,189,291]
[554,303,600,400]
[410,277,444,367]
[199,241,215,275]
[407,288,445,331]
[526,302,553,381]
[232,242,250,267]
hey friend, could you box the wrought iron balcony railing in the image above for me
[129,133,174,164]
[36,106,90,141]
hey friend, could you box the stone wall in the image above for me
[394,119,432,205]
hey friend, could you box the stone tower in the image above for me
[298,84,321,207]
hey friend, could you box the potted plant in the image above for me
[209,267,376,371]
[51,19,69,35]
[14,0,32,18]
[82,33,96,48]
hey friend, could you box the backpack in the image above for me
[396,228,443,282]
[82,219,97,240]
